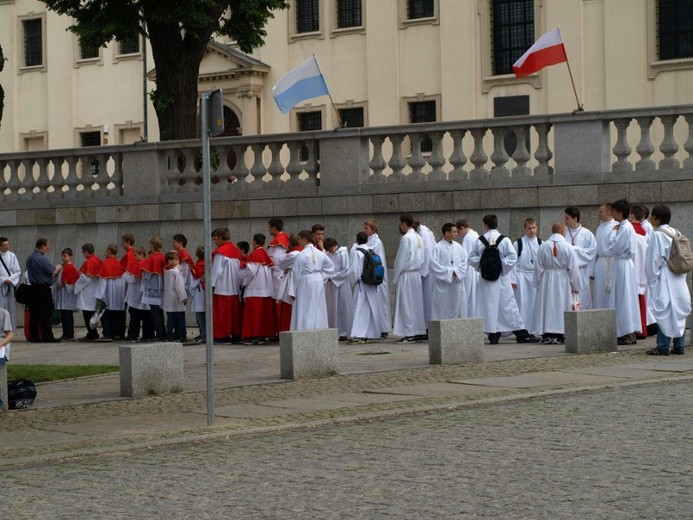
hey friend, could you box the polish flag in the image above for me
[513,27,568,78]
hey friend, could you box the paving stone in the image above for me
[455,371,621,388]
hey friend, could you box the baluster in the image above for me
[635,117,656,171]
[408,134,426,182]
[448,130,468,182]
[250,143,266,184]
[0,161,6,200]
[31,158,50,199]
[267,143,285,187]
[511,126,531,177]
[490,128,509,177]
[658,115,680,170]
[285,142,303,185]
[51,158,67,197]
[213,146,232,191]
[612,118,633,173]
[387,135,406,183]
[533,123,553,177]
[111,153,124,195]
[7,160,22,199]
[684,114,693,169]
[427,131,446,181]
[63,156,80,196]
[182,149,199,193]
[469,128,488,179]
[368,136,387,183]
[20,159,35,200]
[303,141,319,186]
[229,144,250,192]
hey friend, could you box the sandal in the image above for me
[646,348,670,356]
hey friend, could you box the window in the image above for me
[337,0,362,28]
[79,39,100,60]
[80,131,101,147]
[409,100,436,153]
[23,18,42,67]
[491,0,534,75]
[493,95,530,156]
[339,107,365,128]
[118,35,140,55]
[297,111,322,160]
[297,0,320,33]
[408,0,434,19]
[658,0,693,60]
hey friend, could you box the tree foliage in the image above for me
[40,0,288,140]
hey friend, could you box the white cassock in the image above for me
[417,224,436,323]
[290,244,334,331]
[532,234,582,335]
[268,240,288,299]
[509,236,540,333]
[593,219,616,310]
[123,271,149,311]
[642,219,654,236]
[565,225,597,309]
[645,225,691,338]
[607,220,642,337]
[0,250,21,328]
[458,230,480,318]
[367,233,392,335]
[429,239,467,320]
[162,268,187,313]
[392,228,426,337]
[468,230,524,334]
[348,245,381,339]
[95,277,127,310]
[75,274,100,312]
[326,246,354,337]
[276,251,300,304]
[53,271,78,311]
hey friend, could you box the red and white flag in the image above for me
[513,27,568,78]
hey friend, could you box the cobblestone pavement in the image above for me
[3,381,691,519]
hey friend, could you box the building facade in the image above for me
[0,0,692,153]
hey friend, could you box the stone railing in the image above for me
[1,105,692,205]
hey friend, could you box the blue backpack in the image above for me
[356,248,385,286]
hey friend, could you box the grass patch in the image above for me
[6,364,119,383]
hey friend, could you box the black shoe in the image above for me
[646,348,670,356]
[517,334,540,344]
[671,347,685,355]
[59,335,74,341]
[380,332,389,339]
[338,336,348,342]
[488,332,501,345]
[415,334,429,341]
[396,336,417,343]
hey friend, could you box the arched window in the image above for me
[220,106,241,137]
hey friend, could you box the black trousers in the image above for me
[28,285,56,342]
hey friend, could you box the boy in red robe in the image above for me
[242,233,277,344]
[210,228,243,343]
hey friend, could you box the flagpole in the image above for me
[313,53,343,127]
[557,27,583,112]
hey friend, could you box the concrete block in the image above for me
[119,342,184,397]
[0,363,7,410]
[661,180,693,202]
[564,309,618,354]
[554,120,611,176]
[429,318,484,365]
[280,328,339,379]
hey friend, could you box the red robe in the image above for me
[141,252,165,275]
[268,231,289,250]
[212,242,242,339]
[177,247,194,267]
[633,221,648,338]
[98,257,125,279]
[120,247,136,271]
[80,254,102,276]
[242,246,277,339]
[61,262,80,285]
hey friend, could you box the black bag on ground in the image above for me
[356,248,385,286]
[8,379,37,409]
[14,283,30,305]
[479,235,505,281]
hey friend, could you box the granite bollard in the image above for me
[0,362,7,410]
[429,318,484,365]
[564,309,618,353]
[280,329,339,379]
[119,342,184,397]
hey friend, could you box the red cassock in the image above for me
[212,242,243,339]
[633,222,649,338]
[242,247,277,339]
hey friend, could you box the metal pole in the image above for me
[142,21,148,141]
[200,94,215,425]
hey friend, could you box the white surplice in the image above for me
[429,238,467,320]
[468,230,524,334]
[458,230,480,318]
[392,228,426,337]
[95,277,127,311]
[0,250,21,328]
[367,233,392,335]
[532,234,582,335]
[290,244,334,331]
[348,245,381,339]
[210,255,242,296]
[417,224,437,323]
[276,251,300,304]
[162,267,187,313]
[593,219,616,310]
[75,274,100,312]
[509,236,540,333]
[607,220,642,337]
[645,225,692,338]
[326,246,354,337]
[566,225,597,309]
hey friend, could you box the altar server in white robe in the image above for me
[392,214,426,342]
[347,232,381,343]
[415,220,437,326]
[457,219,480,318]
[290,230,334,331]
[593,203,617,310]
[325,237,353,340]
[364,219,392,337]
[0,238,22,329]
[509,218,541,333]
[429,223,467,320]
[607,199,642,343]
[532,222,582,343]
[564,206,597,309]
[468,214,539,344]
[645,204,691,355]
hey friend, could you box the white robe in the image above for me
[417,224,436,323]
[607,220,642,337]
[325,247,354,337]
[0,250,21,328]
[458,230,480,318]
[162,267,187,313]
[509,236,540,333]
[95,277,127,311]
[268,242,288,299]
[54,270,78,311]
[646,225,691,338]
[593,219,616,310]
[532,234,582,335]
[468,230,524,333]
[243,262,275,298]
[348,246,381,339]
[392,228,426,337]
[429,239,467,320]
[189,275,205,313]
[75,274,100,312]
[566,225,597,309]
[210,254,242,296]
[367,233,392,334]
[290,244,334,331]
[123,271,149,311]
[276,251,300,304]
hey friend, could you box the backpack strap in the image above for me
[516,238,523,257]
[538,237,542,245]
[479,236,490,247]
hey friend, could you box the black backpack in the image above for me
[516,237,542,257]
[356,248,385,286]
[8,379,37,409]
[479,235,506,281]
